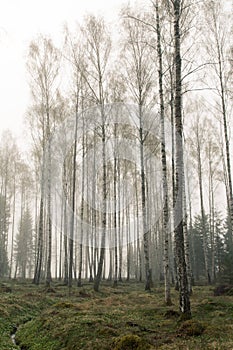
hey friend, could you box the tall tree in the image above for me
[27,35,60,285]
[122,8,155,291]
[172,0,191,317]
[153,0,172,304]
[0,131,20,278]
[64,28,84,289]
[79,15,111,291]
[203,0,233,245]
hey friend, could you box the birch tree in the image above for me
[171,0,191,317]
[153,0,172,304]
[79,15,111,292]
[121,8,155,291]
[27,35,60,285]
[203,0,233,245]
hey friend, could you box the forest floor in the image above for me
[0,280,233,349]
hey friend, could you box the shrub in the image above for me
[178,320,205,337]
[163,309,180,319]
[213,285,233,296]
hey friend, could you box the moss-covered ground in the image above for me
[0,280,233,349]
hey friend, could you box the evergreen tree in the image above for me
[15,208,34,279]
[190,214,210,283]
[220,216,233,283]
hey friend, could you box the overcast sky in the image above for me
[0,0,231,143]
[0,0,138,140]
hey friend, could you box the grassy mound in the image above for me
[178,320,205,337]
[113,334,150,350]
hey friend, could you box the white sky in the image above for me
[0,0,231,145]
[0,0,137,141]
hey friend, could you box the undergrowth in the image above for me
[0,280,233,349]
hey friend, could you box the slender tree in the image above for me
[78,15,111,291]
[172,0,191,317]
[122,9,155,290]
[153,0,172,304]
[203,0,233,244]
[27,35,60,285]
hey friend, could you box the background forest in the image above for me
[0,0,232,321]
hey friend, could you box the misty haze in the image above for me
[0,0,233,349]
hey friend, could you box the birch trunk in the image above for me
[155,0,172,305]
[173,0,191,318]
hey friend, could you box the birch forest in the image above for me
[0,0,233,348]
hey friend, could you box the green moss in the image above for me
[53,301,77,309]
[16,319,61,350]
[1,282,233,350]
[113,334,150,350]
[0,305,10,317]
[99,327,118,337]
